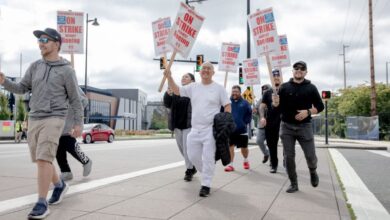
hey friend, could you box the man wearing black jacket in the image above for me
[163,73,197,181]
[274,61,324,193]
[260,69,282,174]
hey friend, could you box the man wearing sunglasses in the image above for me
[274,61,324,193]
[0,28,83,219]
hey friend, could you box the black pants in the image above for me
[280,122,318,182]
[56,135,90,173]
[265,125,280,169]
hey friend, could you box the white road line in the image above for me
[0,161,184,214]
[0,145,258,213]
[329,149,390,219]
[367,150,390,158]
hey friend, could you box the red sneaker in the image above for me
[243,162,250,169]
[224,165,235,172]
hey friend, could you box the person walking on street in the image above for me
[254,84,272,164]
[224,85,252,172]
[56,88,92,181]
[259,70,282,173]
[165,61,231,197]
[15,120,23,143]
[163,73,197,181]
[274,61,324,193]
[0,28,83,219]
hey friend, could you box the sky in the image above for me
[0,0,389,101]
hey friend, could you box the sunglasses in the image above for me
[37,37,54,44]
[293,66,306,71]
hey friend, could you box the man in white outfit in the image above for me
[165,61,231,197]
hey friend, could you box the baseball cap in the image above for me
[272,69,281,77]
[33,28,62,44]
[293,61,307,69]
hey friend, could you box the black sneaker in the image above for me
[310,170,319,187]
[199,186,210,197]
[184,169,193,181]
[286,183,299,193]
[262,155,269,163]
[28,202,50,219]
[270,167,277,173]
[48,179,69,205]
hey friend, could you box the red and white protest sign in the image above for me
[167,2,205,58]
[271,35,291,68]
[218,42,240,73]
[242,58,261,86]
[152,17,173,56]
[248,7,279,56]
[57,11,84,54]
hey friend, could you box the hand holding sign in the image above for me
[157,2,204,92]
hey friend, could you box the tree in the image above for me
[327,83,390,139]
[0,93,11,120]
[149,108,168,130]
[16,98,27,122]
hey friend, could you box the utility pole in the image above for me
[386,61,389,86]
[340,45,349,89]
[368,0,377,116]
[247,0,251,59]
[19,53,22,78]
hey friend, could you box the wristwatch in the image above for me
[307,109,311,117]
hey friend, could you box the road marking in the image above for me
[329,149,390,219]
[0,161,184,214]
[367,150,390,158]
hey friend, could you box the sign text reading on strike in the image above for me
[253,23,275,36]
[154,29,170,38]
[176,14,197,38]
[222,52,238,59]
[58,25,83,33]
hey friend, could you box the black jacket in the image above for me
[279,78,324,124]
[213,112,236,166]
[163,92,192,131]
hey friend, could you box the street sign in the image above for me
[248,7,279,56]
[242,58,261,86]
[167,2,205,58]
[152,17,173,57]
[218,42,240,73]
[57,11,84,54]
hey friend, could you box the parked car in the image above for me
[82,123,115,144]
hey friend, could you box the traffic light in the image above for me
[160,57,167,70]
[196,54,203,72]
[322,90,331,99]
[239,67,244,85]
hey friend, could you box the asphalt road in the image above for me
[338,148,390,213]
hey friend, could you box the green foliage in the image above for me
[16,98,27,122]
[149,109,168,130]
[0,93,11,120]
[327,83,390,140]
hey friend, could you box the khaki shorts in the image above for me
[27,117,65,162]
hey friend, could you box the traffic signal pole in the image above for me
[325,100,328,145]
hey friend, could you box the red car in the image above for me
[82,123,115,144]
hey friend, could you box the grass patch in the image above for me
[329,152,357,220]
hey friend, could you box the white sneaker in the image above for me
[60,172,73,181]
[83,160,92,177]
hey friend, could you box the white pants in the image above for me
[174,128,194,169]
[187,127,216,187]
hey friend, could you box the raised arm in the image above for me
[164,70,180,96]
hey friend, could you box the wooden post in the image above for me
[224,71,228,88]
[158,50,177,92]
[265,53,276,93]
[70,53,75,69]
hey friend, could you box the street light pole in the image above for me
[386,61,389,86]
[84,13,99,123]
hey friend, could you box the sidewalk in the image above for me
[0,147,350,220]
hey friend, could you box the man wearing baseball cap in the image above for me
[0,28,82,219]
[273,61,324,193]
[259,69,282,173]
